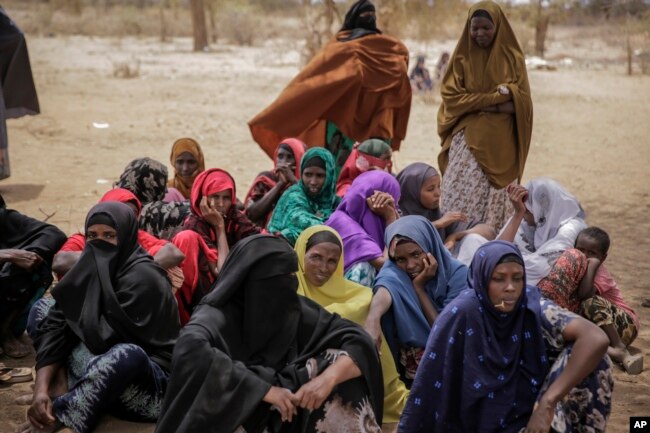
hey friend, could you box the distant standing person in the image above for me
[249,0,411,173]
[437,1,533,231]
[0,7,40,180]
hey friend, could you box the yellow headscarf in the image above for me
[437,1,533,188]
[168,138,206,199]
[295,225,409,423]
[295,225,371,325]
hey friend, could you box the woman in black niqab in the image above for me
[339,0,382,41]
[23,201,180,433]
[155,234,384,433]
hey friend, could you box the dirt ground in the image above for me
[1,28,649,433]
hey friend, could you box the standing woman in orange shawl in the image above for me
[167,138,205,201]
[437,1,533,232]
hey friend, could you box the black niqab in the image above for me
[156,235,383,433]
[33,202,179,370]
[339,0,382,41]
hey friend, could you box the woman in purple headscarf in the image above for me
[325,170,400,287]
[398,241,613,433]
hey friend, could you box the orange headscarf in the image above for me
[168,138,206,199]
[437,1,533,188]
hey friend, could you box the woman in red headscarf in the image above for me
[335,138,393,197]
[52,188,185,281]
[244,138,306,227]
[172,168,261,324]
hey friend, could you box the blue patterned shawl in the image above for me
[398,241,549,433]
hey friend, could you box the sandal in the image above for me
[622,354,644,375]
[0,367,33,384]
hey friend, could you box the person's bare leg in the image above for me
[603,324,643,374]
[0,310,30,358]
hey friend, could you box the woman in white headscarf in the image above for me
[498,177,586,285]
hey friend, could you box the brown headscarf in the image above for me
[168,138,205,199]
[437,1,533,188]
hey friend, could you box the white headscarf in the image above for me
[508,178,586,285]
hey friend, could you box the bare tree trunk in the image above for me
[159,2,168,43]
[626,34,633,75]
[534,0,549,58]
[190,0,209,52]
[206,0,218,43]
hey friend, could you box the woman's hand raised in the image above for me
[413,253,438,290]
[506,184,528,217]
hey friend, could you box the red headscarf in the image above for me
[243,138,307,213]
[191,168,236,217]
[100,188,142,217]
[336,143,393,196]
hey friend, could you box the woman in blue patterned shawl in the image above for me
[398,241,613,433]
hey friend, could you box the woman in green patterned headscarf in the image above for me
[267,148,341,246]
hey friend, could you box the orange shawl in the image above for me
[249,32,412,157]
[168,138,206,199]
[437,1,533,188]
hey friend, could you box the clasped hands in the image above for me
[262,374,336,423]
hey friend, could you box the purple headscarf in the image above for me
[398,241,549,433]
[325,170,400,271]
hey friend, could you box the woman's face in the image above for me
[276,147,296,172]
[86,224,118,246]
[302,166,326,197]
[393,241,426,280]
[174,151,199,178]
[419,174,441,210]
[208,189,233,215]
[303,242,342,287]
[488,262,525,313]
[470,16,496,49]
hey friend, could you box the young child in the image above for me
[575,226,642,374]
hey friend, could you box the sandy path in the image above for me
[1,35,649,432]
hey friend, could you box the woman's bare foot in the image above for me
[17,420,62,433]
[608,346,644,374]
[2,334,31,358]
[15,394,33,405]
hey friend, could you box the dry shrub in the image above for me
[300,0,341,64]
[112,58,141,78]
[216,9,258,45]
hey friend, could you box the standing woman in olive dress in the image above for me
[437,1,533,232]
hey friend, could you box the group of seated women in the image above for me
[6,133,638,433]
[3,0,640,430]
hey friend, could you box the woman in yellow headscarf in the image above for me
[295,225,408,425]
[437,1,533,232]
[167,138,206,200]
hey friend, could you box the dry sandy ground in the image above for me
[1,31,649,433]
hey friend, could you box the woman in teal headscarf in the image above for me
[267,148,340,246]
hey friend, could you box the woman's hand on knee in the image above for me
[292,374,336,411]
[263,386,297,423]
